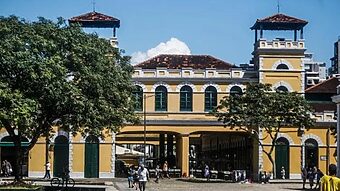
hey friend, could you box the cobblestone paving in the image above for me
[114,178,308,191]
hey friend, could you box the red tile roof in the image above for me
[305,77,339,94]
[134,54,235,70]
[257,14,307,24]
[69,11,120,28]
[251,13,308,30]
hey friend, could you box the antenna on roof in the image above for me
[277,0,280,13]
[92,0,96,12]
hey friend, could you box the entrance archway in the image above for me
[84,135,99,178]
[0,136,29,176]
[275,137,289,179]
[53,135,69,177]
[305,138,318,169]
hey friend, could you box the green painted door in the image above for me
[85,135,99,178]
[275,137,289,179]
[53,136,69,177]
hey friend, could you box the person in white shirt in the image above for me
[138,164,149,191]
[43,161,51,179]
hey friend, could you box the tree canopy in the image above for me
[0,16,138,181]
[213,83,315,178]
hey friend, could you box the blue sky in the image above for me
[1,0,339,66]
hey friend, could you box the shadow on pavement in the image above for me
[283,187,318,191]
[44,186,105,191]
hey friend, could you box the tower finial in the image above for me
[92,0,96,12]
[277,0,280,13]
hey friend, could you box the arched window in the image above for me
[155,86,167,111]
[305,139,318,168]
[276,64,289,70]
[133,86,143,111]
[277,86,288,92]
[180,85,193,111]
[230,86,242,96]
[205,86,217,111]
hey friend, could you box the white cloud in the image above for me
[131,37,191,65]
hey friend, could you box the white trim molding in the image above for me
[176,81,197,92]
[272,59,294,70]
[0,131,10,140]
[226,84,245,93]
[111,132,116,178]
[276,133,294,145]
[151,82,172,92]
[201,82,221,93]
[134,81,147,92]
[258,129,264,173]
[0,130,32,142]
[301,134,324,146]
[80,134,104,143]
[69,132,73,174]
[272,81,293,92]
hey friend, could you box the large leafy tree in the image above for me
[213,83,314,178]
[0,16,138,182]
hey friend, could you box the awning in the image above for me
[0,142,29,147]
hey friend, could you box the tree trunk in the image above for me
[266,152,276,179]
[13,135,23,182]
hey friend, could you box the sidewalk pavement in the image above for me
[0,177,119,191]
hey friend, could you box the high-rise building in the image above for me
[303,53,327,88]
[330,37,340,75]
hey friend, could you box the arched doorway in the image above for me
[84,135,99,178]
[0,136,29,176]
[275,137,290,179]
[305,138,318,169]
[53,135,69,177]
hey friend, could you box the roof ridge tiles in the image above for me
[134,54,235,70]
[305,77,336,92]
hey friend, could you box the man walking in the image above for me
[43,161,51,179]
[138,164,149,191]
[320,164,340,191]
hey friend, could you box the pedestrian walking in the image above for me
[204,164,210,181]
[43,161,51,179]
[314,168,324,189]
[138,164,149,191]
[154,165,160,183]
[280,166,286,179]
[301,167,308,189]
[132,169,139,190]
[320,164,340,191]
[308,167,315,189]
[162,161,170,179]
[128,165,134,188]
[5,160,12,176]
[1,161,7,177]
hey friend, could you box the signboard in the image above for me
[320,155,327,161]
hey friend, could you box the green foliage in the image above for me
[0,16,139,180]
[214,83,314,134]
[0,15,138,154]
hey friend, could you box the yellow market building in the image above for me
[0,12,337,180]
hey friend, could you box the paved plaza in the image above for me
[113,178,309,191]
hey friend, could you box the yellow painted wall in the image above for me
[29,142,46,171]
[99,144,112,172]
[72,143,84,172]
